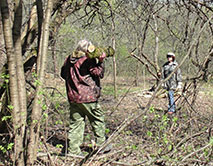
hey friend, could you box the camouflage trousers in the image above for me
[68,102,106,155]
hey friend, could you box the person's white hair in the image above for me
[167,52,175,57]
[76,39,92,52]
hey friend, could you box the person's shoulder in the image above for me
[172,61,179,66]
[163,61,169,67]
[70,55,88,64]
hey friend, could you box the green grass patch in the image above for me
[102,84,141,96]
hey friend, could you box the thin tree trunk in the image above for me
[0,0,23,165]
[152,14,160,91]
[135,61,139,86]
[111,15,117,99]
[27,0,53,165]
[21,5,37,41]
[35,0,43,72]
[0,11,7,73]
[0,11,7,100]
[135,33,141,86]
[51,40,58,77]
[13,0,27,165]
[153,14,160,73]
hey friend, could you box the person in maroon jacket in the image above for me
[61,40,110,155]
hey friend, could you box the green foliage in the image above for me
[85,134,91,141]
[0,143,14,153]
[88,143,93,148]
[203,148,209,157]
[42,113,48,119]
[172,117,178,123]
[56,144,63,149]
[32,120,38,124]
[0,145,6,153]
[131,144,138,150]
[163,134,169,144]
[149,106,155,113]
[125,130,133,135]
[32,72,38,78]
[168,144,173,151]
[55,120,63,125]
[210,137,213,145]
[1,115,11,121]
[105,128,110,134]
[147,131,153,137]
[7,143,14,151]
[143,115,148,122]
[7,105,14,110]
[0,73,9,87]
[42,104,47,111]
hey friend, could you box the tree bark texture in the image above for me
[0,0,26,165]
[26,0,53,165]
[0,11,7,73]
[13,0,27,164]
[111,16,117,99]
[0,11,7,99]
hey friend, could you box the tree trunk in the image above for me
[152,14,160,91]
[26,0,53,165]
[153,14,160,73]
[13,0,27,165]
[0,0,25,165]
[111,15,117,99]
[0,11,7,73]
[0,10,7,101]
[135,33,141,87]
[51,40,58,77]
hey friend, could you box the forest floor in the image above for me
[36,74,213,166]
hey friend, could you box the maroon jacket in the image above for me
[61,55,105,103]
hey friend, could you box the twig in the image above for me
[44,86,67,99]
[0,48,6,54]
[169,131,206,157]
[37,150,135,166]
[131,53,158,80]
[182,93,198,113]
[37,152,85,159]
[110,161,136,166]
[41,137,56,166]
[100,148,127,166]
[109,80,136,116]
[96,149,123,159]
[181,143,212,162]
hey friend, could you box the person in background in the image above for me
[161,52,182,115]
[60,39,111,155]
